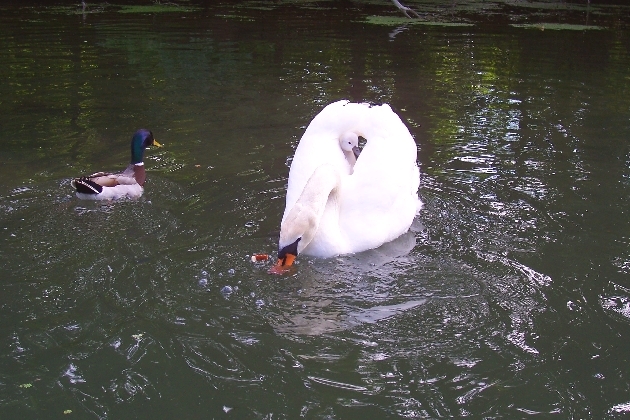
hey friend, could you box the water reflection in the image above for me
[266,231,424,335]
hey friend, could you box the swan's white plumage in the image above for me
[280,100,422,258]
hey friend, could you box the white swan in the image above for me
[274,100,422,269]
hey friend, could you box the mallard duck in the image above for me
[71,129,162,200]
[272,100,422,270]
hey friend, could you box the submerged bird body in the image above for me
[277,100,421,265]
[71,129,161,200]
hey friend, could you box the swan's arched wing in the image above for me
[338,103,420,250]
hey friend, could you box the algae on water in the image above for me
[118,5,197,14]
[510,23,603,31]
[365,15,474,27]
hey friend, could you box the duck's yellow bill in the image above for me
[153,139,163,148]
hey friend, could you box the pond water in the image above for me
[1,1,630,418]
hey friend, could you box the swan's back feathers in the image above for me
[284,101,414,217]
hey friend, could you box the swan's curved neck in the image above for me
[298,164,340,208]
[343,149,357,167]
[280,164,341,252]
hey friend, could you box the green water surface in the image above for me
[1,1,629,418]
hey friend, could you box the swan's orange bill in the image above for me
[267,254,297,275]
[281,253,296,266]
[268,263,293,275]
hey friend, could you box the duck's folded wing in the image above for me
[115,175,137,185]
[71,170,120,192]
[71,177,104,194]
[88,173,120,187]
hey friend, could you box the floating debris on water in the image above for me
[251,253,270,262]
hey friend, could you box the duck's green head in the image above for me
[131,129,162,164]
